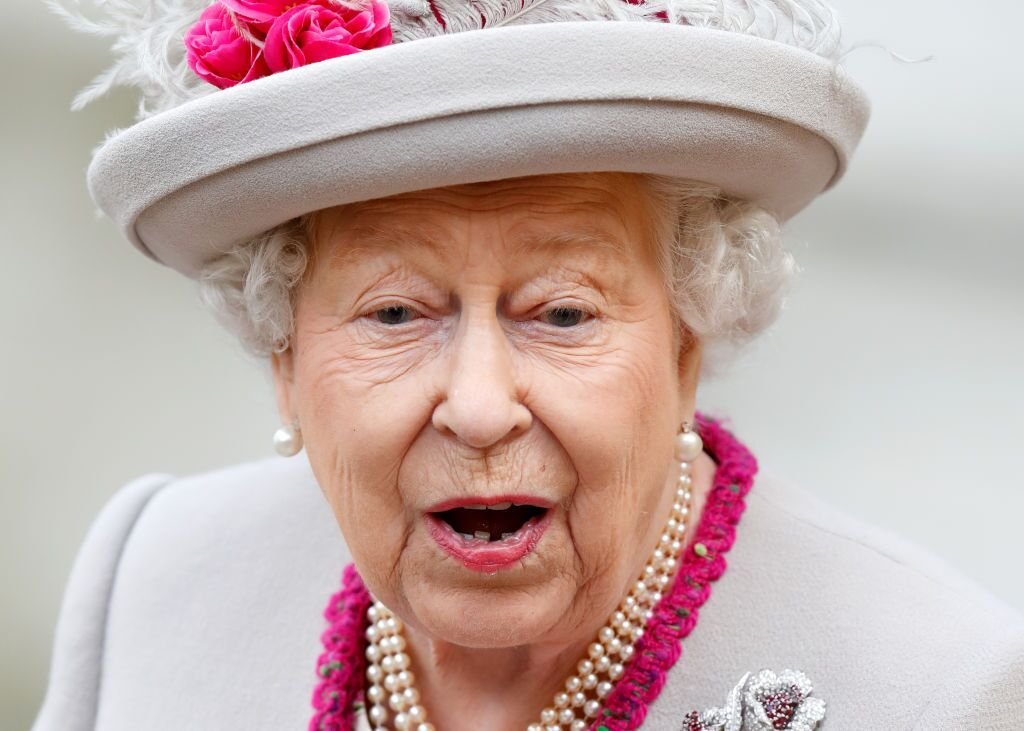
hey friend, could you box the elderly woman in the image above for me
[35,1,1024,730]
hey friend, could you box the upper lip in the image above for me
[426,495,555,513]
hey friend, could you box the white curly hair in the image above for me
[52,0,857,373]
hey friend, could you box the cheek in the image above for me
[290,323,441,589]
[524,314,679,573]
[528,311,677,473]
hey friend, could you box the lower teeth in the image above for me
[457,530,519,542]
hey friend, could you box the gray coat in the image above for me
[31,456,1024,730]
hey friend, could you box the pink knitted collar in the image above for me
[309,411,758,731]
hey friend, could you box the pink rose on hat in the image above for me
[263,0,393,73]
[218,0,304,34]
[219,0,296,24]
[184,3,271,89]
[185,0,392,90]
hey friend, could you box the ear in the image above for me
[675,325,703,423]
[270,346,298,426]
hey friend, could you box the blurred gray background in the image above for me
[2,0,1022,727]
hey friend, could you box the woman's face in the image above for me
[273,171,701,649]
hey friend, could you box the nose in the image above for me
[431,307,532,451]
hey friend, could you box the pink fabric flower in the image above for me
[184,3,269,89]
[219,0,296,24]
[262,0,392,74]
[217,0,296,34]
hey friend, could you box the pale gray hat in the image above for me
[70,0,871,279]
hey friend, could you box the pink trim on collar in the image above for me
[310,562,372,730]
[308,411,758,731]
[591,412,758,730]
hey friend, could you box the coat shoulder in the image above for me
[648,465,1024,730]
[753,466,1023,632]
[33,472,173,731]
[34,456,349,731]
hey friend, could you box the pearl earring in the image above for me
[675,419,703,463]
[273,419,303,457]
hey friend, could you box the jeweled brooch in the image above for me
[682,669,826,731]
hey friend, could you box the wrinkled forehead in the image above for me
[307,171,662,273]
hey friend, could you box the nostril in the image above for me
[431,398,532,450]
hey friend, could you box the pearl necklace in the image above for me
[362,426,704,731]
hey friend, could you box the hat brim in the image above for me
[87,20,870,278]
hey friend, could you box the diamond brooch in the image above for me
[682,669,826,731]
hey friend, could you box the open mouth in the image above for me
[424,498,554,571]
[434,502,548,542]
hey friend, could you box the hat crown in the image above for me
[54,0,849,120]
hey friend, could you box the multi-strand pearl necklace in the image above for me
[362,424,704,731]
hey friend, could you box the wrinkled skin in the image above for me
[272,171,716,730]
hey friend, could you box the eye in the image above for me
[541,305,593,328]
[371,304,420,325]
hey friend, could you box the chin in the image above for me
[413,585,569,647]
[407,579,573,649]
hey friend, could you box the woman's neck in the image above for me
[397,451,717,731]
[404,635,594,731]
